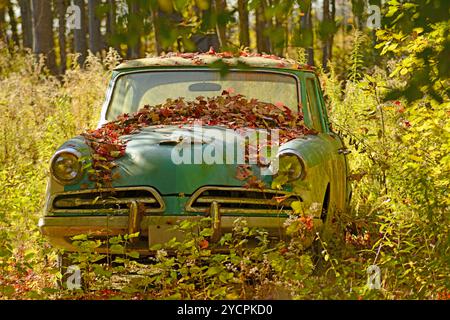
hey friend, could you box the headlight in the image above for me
[278,153,305,181]
[50,148,82,184]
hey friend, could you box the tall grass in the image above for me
[322,40,450,298]
[0,45,120,297]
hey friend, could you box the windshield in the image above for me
[106,70,299,121]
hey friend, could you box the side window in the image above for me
[305,78,323,132]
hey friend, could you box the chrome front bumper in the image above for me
[39,213,319,253]
[40,186,321,253]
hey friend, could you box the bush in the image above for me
[0,46,118,299]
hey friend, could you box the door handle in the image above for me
[338,148,351,155]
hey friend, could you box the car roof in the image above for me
[114,52,316,73]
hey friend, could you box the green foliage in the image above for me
[349,30,365,82]
[55,218,317,299]
[378,0,450,102]
[323,44,449,298]
[0,48,117,299]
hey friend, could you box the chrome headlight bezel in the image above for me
[278,152,306,182]
[50,148,83,185]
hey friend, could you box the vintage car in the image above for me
[39,53,351,256]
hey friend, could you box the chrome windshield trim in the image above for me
[100,68,302,125]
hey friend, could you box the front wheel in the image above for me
[311,187,331,272]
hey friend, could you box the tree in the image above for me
[7,1,19,47]
[56,0,68,74]
[31,0,57,74]
[214,0,227,49]
[191,0,221,52]
[269,0,294,57]
[88,0,102,55]
[106,0,118,51]
[0,4,5,44]
[300,0,314,66]
[150,1,184,54]
[126,0,142,59]
[18,0,33,49]
[73,0,87,66]
[237,0,249,48]
[321,0,336,70]
[255,0,271,53]
[150,4,162,55]
[351,0,365,30]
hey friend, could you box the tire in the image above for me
[311,186,331,273]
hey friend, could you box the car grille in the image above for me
[50,187,165,214]
[185,186,300,214]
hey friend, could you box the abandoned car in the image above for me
[39,53,351,255]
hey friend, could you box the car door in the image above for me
[303,72,349,212]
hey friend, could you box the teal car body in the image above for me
[39,54,351,253]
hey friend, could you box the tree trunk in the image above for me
[73,0,87,66]
[31,0,57,74]
[255,6,263,52]
[237,0,249,48]
[7,1,19,47]
[88,0,102,55]
[214,0,227,49]
[322,0,330,70]
[126,0,141,59]
[150,3,182,54]
[150,7,163,55]
[0,6,6,44]
[106,0,120,53]
[274,13,285,56]
[329,0,336,62]
[191,0,221,52]
[369,0,381,59]
[351,0,365,30]
[56,0,67,74]
[255,1,271,53]
[301,0,314,66]
[18,0,33,49]
[106,0,114,35]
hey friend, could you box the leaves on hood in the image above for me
[82,91,314,188]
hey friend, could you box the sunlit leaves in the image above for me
[379,0,450,102]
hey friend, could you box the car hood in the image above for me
[66,125,280,195]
